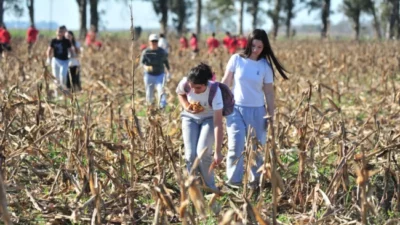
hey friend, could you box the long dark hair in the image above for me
[68,31,77,48]
[240,29,289,80]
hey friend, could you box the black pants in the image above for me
[66,66,81,91]
[0,43,12,54]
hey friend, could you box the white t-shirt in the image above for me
[176,77,223,119]
[158,37,169,53]
[69,41,81,67]
[226,54,273,107]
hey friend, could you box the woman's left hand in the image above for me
[214,151,223,165]
[265,115,273,129]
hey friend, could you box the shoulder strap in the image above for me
[208,82,219,107]
[183,81,191,93]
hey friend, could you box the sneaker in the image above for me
[248,181,260,199]
[224,181,242,190]
[248,180,259,189]
[159,93,167,109]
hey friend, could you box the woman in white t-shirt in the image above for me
[65,31,81,91]
[176,63,224,192]
[222,29,289,188]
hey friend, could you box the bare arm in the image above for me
[164,54,170,74]
[221,70,234,87]
[177,94,190,110]
[263,83,275,120]
[68,47,75,58]
[46,46,53,58]
[75,45,80,55]
[213,109,223,164]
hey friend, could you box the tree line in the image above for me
[1,0,400,40]
[0,0,100,39]
[147,0,400,40]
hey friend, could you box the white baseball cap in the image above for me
[149,34,159,41]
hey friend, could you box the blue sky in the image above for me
[5,0,346,31]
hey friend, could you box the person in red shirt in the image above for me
[85,25,102,50]
[179,35,188,57]
[26,25,39,54]
[179,35,188,50]
[206,32,220,56]
[140,43,147,51]
[85,25,96,46]
[222,31,232,51]
[237,34,247,50]
[228,35,238,54]
[189,33,199,59]
[0,24,12,57]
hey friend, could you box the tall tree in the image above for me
[76,0,87,39]
[170,0,191,34]
[151,0,169,34]
[268,0,282,39]
[380,1,394,39]
[341,0,368,40]
[397,1,400,39]
[0,0,4,25]
[238,0,245,35]
[247,0,259,31]
[388,0,400,39]
[302,0,331,38]
[204,0,235,32]
[0,0,24,25]
[196,0,201,36]
[284,0,294,38]
[26,0,34,26]
[365,0,382,39]
[89,0,99,31]
[321,0,330,38]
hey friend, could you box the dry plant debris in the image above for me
[0,38,399,224]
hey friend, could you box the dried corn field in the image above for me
[0,37,400,225]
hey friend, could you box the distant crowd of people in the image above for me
[139,31,248,59]
[176,31,248,56]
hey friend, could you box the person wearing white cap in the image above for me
[140,33,171,109]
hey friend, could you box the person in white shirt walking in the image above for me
[157,33,169,54]
[221,29,289,189]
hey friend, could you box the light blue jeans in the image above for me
[226,105,267,185]
[51,57,69,87]
[143,72,166,108]
[181,114,217,191]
